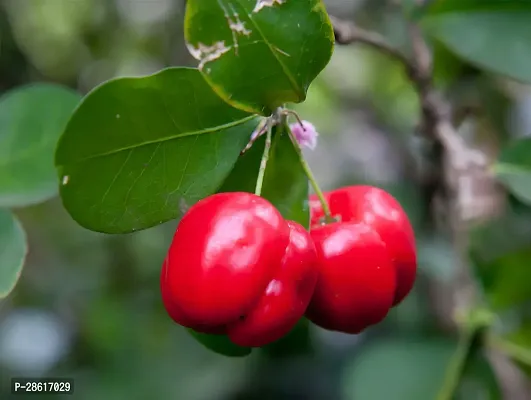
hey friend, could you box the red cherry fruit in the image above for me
[309,185,416,306]
[161,192,318,347]
[160,258,225,335]
[306,222,396,334]
[227,221,318,347]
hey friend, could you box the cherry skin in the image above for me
[227,221,319,347]
[305,221,396,334]
[164,192,290,328]
[161,192,318,347]
[309,185,416,306]
[160,258,225,335]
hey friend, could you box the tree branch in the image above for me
[331,14,497,400]
[329,16,410,66]
[330,15,489,216]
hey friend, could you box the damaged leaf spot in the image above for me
[186,41,232,70]
[253,0,286,13]
[218,0,252,55]
[229,18,251,36]
[179,198,191,215]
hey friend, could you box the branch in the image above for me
[331,14,496,400]
[330,16,488,202]
[329,16,410,66]
[330,16,431,93]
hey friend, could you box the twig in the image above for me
[330,15,485,172]
[329,16,411,67]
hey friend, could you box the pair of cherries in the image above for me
[160,185,416,348]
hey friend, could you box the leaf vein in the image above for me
[99,149,134,206]
[232,0,303,100]
[57,115,256,165]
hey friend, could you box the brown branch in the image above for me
[330,16,474,169]
[329,16,410,66]
[332,13,514,398]
[330,15,488,195]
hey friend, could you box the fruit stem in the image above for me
[254,121,273,196]
[285,123,333,222]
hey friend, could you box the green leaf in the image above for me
[188,329,252,358]
[473,247,531,311]
[184,0,335,115]
[432,41,474,86]
[494,138,531,206]
[219,125,309,227]
[261,318,312,358]
[421,0,531,84]
[425,0,528,14]
[0,84,82,208]
[469,202,531,311]
[56,67,260,234]
[0,209,27,299]
[342,337,501,400]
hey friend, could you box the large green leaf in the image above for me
[0,209,27,299]
[494,138,531,206]
[421,0,531,84]
[0,84,81,208]
[474,248,531,311]
[56,67,260,234]
[342,337,501,400]
[184,0,335,115]
[219,125,310,227]
[469,202,531,311]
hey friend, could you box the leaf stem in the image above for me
[436,329,476,400]
[285,123,333,222]
[436,309,492,400]
[487,334,531,367]
[254,122,273,196]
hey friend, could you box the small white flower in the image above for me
[290,120,318,150]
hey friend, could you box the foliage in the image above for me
[184,0,334,115]
[1,0,531,399]
[0,210,26,299]
[342,337,500,400]
[494,138,531,206]
[0,84,81,298]
[421,0,531,84]
[55,67,260,234]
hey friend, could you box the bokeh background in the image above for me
[1,0,531,399]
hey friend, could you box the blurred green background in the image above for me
[1,0,531,399]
